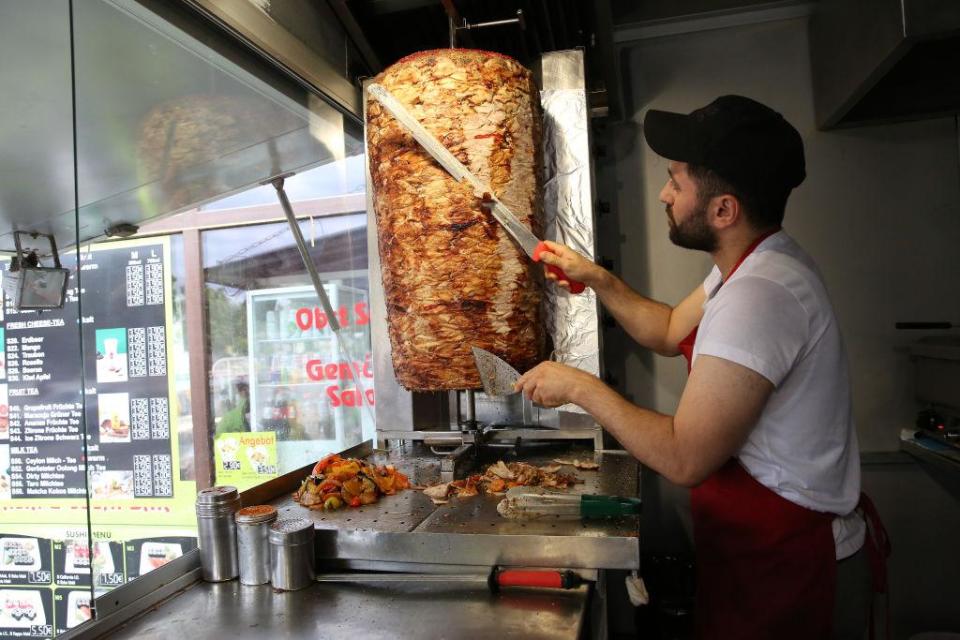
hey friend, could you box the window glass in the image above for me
[0,4,92,637]
[204,209,372,487]
[69,0,363,619]
[1,0,367,634]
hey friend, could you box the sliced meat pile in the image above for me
[366,49,545,391]
[552,458,600,471]
[423,460,581,505]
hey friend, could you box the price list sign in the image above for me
[81,243,173,503]
[0,238,180,510]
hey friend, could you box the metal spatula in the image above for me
[472,347,522,396]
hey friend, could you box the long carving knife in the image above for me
[368,83,585,294]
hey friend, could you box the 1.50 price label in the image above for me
[28,570,51,584]
[98,572,124,587]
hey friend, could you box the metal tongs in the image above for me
[497,486,642,520]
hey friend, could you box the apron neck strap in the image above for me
[725,227,780,283]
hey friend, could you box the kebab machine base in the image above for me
[272,437,636,640]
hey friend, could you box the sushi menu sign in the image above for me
[0,524,197,638]
[0,237,195,527]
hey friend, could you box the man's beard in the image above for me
[667,200,717,252]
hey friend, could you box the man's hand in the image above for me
[514,361,599,408]
[536,241,606,291]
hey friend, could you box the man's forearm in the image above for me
[590,270,678,355]
[571,376,691,486]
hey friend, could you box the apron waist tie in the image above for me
[858,492,892,640]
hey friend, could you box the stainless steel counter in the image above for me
[103,576,590,640]
[270,443,641,570]
[67,441,636,640]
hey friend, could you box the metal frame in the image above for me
[184,228,215,489]
[135,193,366,235]
[178,0,362,119]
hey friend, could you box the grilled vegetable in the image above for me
[294,456,412,512]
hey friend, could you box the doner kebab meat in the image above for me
[423,460,581,505]
[366,49,545,391]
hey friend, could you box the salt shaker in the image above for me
[269,518,315,591]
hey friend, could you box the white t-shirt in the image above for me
[693,230,864,559]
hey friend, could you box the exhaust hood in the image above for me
[810,0,960,129]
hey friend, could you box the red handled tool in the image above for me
[315,566,585,592]
[532,241,586,294]
[489,567,584,591]
[368,83,586,295]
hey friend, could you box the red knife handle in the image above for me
[491,568,581,591]
[532,242,586,294]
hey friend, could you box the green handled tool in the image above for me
[497,486,641,520]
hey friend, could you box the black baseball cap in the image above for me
[643,95,805,199]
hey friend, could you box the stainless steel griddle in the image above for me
[255,440,639,572]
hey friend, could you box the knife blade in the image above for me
[471,347,522,396]
[368,83,585,294]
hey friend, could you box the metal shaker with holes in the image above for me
[195,486,241,582]
[235,505,278,585]
[269,518,315,590]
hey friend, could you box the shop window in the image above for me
[203,212,371,489]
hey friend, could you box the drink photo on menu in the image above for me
[97,393,131,443]
[89,470,134,500]
[95,328,128,383]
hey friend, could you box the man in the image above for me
[215,379,250,437]
[517,96,871,639]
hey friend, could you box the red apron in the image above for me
[680,229,838,639]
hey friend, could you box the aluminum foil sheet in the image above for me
[539,50,600,413]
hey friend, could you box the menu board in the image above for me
[0,523,196,639]
[0,238,196,528]
[0,237,204,638]
[2,242,166,502]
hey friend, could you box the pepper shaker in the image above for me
[236,505,278,585]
